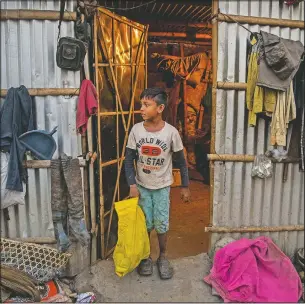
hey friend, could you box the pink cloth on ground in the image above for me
[204,236,303,302]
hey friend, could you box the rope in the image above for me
[218,12,254,35]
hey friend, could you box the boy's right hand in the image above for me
[129,184,139,198]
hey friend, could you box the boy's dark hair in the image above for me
[140,87,168,106]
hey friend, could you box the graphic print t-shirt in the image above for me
[127,122,184,190]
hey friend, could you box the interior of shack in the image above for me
[96,0,213,259]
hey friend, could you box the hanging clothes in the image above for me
[0,86,34,191]
[257,31,304,91]
[289,60,305,171]
[76,79,98,135]
[270,82,296,146]
[246,35,277,126]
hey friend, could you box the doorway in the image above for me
[94,0,213,260]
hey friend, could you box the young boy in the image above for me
[125,87,191,280]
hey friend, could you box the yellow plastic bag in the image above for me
[113,197,150,277]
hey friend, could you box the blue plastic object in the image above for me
[19,126,58,160]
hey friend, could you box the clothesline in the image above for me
[217,12,254,35]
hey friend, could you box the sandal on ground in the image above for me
[157,257,174,280]
[137,258,153,276]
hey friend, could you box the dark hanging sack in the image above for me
[56,0,87,71]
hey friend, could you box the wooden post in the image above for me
[209,0,219,243]
[94,13,105,259]
[180,43,188,139]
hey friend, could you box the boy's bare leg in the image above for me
[157,232,167,258]
[138,231,153,276]
[157,232,173,279]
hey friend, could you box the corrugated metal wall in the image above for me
[0,0,81,239]
[213,0,304,257]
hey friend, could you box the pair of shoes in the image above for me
[137,257,174,280]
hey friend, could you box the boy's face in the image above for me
[140,97,164,121]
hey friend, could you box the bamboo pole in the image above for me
[209,0,219,236]
[155,39,212,46]
[188,22,213,29]
[81,134,90,235]
[113,17,121,202]
[94,13,105,259]
[205,225,304,233]
[0,9,76,21]
[100,157,125,168]
[149,32,212,39]
[11,237,57,244]
[99,111,141,117]
[79,14,91,233]
[1,88,79,97]
[217,81,247,90]
[130,27,135,127]
[105,26,149,253]
[207,154,300,163]
[82,20,98,263]
[217,13,304,29]
[23,159,86,168]
[97,16,127,131]
[97,7,145,32]
[95,63,146,67]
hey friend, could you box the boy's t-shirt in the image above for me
[127,122,184,190]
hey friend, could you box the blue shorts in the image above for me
[137,185,170,234]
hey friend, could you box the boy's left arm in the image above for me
[173,150,191,203]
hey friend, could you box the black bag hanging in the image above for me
[56,0,87,71]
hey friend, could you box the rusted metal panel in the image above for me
[213,0,304,258]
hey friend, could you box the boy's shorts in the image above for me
[137,185,170,234]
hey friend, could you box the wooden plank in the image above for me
[11,237,57,244]
[205,225,304,233]
[217,81,247,90]
[208,154,300,163]
[218,13,304,29]
[0,9,76,21]
[1,88,79,97]
[23,159,86,168]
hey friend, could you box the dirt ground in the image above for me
[74,253,221,303]
[74,179,216,302]
[150,179,210,260]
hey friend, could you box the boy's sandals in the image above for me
[138,258,153,276]
[157,257,174,280]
